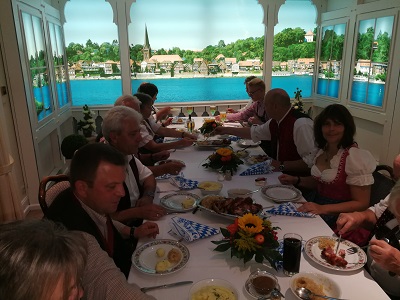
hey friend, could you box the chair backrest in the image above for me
[38,174,70,215]
[370,165,396,206]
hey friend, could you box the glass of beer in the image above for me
[210,105,216,116]
[283,233,302,276]
[220,111,227,122]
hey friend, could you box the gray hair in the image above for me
[0,220,87,300]
[114,94,141,112]
[389,179,400,216]
[102,106,143,142]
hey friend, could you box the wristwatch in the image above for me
[144,191,155,198]
[279,161,285,172]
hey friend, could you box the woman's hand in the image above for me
[297,202,326,215]
[248,116,263,125]
[336,212,365,235]
[278,174,297,185]
[162,117,173,127]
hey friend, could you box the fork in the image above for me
[346,247,359,255]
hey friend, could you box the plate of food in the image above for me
[159,192,200,212]
[245,155,269,165]
[198,195,263,220]
[237,139,261,148]
[195,139,231,147]
[154,159,186,166]
[304,236,367,271]
[290,272,341,300]
[260,185,302,203]
[132,239,190,275]
[171,117,186,124]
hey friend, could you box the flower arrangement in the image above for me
[77,104,96,137]
[199,119,222,134]
[202,147,243,173]
[212,214,281,268]
[292,87,306,114]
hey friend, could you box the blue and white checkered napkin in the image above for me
[264,202,315,218]
[170,175,198,190]
[227,136,241,142]
[169,216,220,242]
[155,173,171,180]
[239,160,274,176]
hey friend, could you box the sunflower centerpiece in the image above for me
[202,147,243,173]
[212,214,281,268]
[199,118,223,135]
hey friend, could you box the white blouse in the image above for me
[311,147,376,186]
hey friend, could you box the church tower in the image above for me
[142,24,151,62]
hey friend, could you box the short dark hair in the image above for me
[69,143,126,187]
[137,82,158,98]
[244,75,257,84]
[134,92,153,108]
[314,104,356,149]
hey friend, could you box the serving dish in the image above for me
[197,181,223,195]
[171,116,186,124]
[195,139,231,147]
[159,192,200,212]
[261,184,302,203]
[244,270,281,299]
[290,272,341,300]
[244,154,269,165]
[154,159,185,166]
[132,239,190,275]
[189,278,238,300]
[237,139,261,148]
[304,236,367,271]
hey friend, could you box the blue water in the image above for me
[351,81,384,107]
[317,78,340,98]
[70,76,314,107]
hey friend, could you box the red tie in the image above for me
[105,215,114,257]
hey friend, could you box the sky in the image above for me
[64,0,317,50]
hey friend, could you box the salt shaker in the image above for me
[224,170,232,181]
[217,171,225,181]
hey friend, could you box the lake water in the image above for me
[70,75,314,106]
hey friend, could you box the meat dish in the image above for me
[200,196,262,216]
[321,246,348,267]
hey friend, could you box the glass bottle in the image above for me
[187,114,195,133]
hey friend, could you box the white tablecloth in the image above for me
[128,117,389,300]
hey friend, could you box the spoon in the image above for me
[295,287,346,300]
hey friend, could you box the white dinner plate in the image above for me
[260,185,302,203]
[171,117,186,124]
[237,139,261,148]
[244,155,269,165]
[132,239,190,275]
[154,159,185,166]
[159,192,200,212]
[304,236,367,271]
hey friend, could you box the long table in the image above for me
[128,117,389,299]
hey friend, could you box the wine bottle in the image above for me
[187,114,195,133]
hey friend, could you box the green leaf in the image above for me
[213,243,231,252]
[211,240,228,245]
[220,228,231,238]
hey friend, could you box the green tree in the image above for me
[356,27,374,60]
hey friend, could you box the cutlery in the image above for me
[295,287,347,300]
[156,190,180,193]
[140,280,193,293]
[243,188,260,195]
[335,234,342,255]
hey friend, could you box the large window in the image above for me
[351,15,394,107]
[317,23,346,98]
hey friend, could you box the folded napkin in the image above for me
[264,202,315,218]
[239,160,274,176]
[169,175,198,190]
[169,216,220,242]
[227,136,241,142]
[155,173,171,180]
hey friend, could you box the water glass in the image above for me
[282,233,302,276]
[210,105,216,116]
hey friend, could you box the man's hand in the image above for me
[214,126,229,135]
[135,222,159,239]
[278,174,297,185]
[248,116,263,125]
[162,117,173,127]
[370,239,400,275]
[176,137,196,148]
[163,161,185,175]
[137,204,166,221]
[336,212,365,235]
[156,106,172,121]
[152,150,170,162]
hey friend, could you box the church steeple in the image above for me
[143,24,151,62]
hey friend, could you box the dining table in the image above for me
[128,117,390,300]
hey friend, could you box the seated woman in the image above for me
[135,92,197,153]
[279,104,376,234]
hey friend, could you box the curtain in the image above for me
[0,128,23,223]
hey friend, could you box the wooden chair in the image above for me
[38,174,70,215]
[370,165,396,206]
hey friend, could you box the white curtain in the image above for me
[0,128,23,223]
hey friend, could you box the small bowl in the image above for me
[198,181,223,195]
[227,188,252,199]
[235,149,249,158]
[245,270,279,299]
[290,272,341,300]
[189,278,238,300]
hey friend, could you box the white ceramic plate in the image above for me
[244,155,269,165]
[154,159,185,166]
[171,117,186,124]
[189,278,238,300]
[290,272,341,299]
[132,239,190,275]
[260,185,302,203]
[304,236,367,271]
[159,192,200,212]
[237,139,261,148]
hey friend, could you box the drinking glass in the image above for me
[186,106,194,116]
[283,233,302,276]
[220,111,227,122]
[210,105,216,116]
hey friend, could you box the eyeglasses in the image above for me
[248,88,262,96]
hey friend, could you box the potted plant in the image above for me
[77,104,96,137]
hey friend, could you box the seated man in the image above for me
[46,143,159,278]
[102,106,168,224]
[0,219,155,300]
[336,154,400,298]
[215,88,317,175]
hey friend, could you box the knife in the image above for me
[335,234,342,255]
[140,281,193,293]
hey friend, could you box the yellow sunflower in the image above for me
[216,148,233,157]
[238,214,263,234]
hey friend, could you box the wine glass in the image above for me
[220,111,227,122]
[210,105,216,116]
[186,106,194,116]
